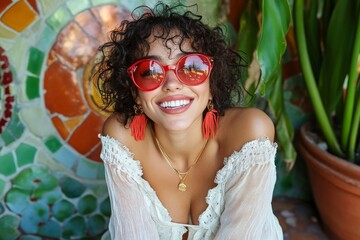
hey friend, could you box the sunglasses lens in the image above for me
[177,55,211,85]
[132,60,164,90]
[130,54,212,91]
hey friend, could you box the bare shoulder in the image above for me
[101,113,133,144]
[219,107,275,152]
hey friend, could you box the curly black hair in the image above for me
[95,2,246,126]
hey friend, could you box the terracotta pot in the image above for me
[297,123,360,240]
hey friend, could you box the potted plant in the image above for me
[293,0,360,238]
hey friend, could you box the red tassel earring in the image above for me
[130,104,147,141]
[202,100,219,139]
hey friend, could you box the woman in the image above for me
[96,3,283,240]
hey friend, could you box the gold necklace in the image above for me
[154,136,208,192]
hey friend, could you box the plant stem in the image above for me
[341,1,360,161]
[294,0,343,156]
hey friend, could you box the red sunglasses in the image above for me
[127,53,214,91]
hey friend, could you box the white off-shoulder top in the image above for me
[99,135,283,240]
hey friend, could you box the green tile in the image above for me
[0,201,4,215]
[66,0,91,15]
[16,143,36,167]
[0,178,6,198]
[62,215,86,238]
[45,6,73,32]
[26,76,40,100]
[0,152,16,176]
[1,129,15,145]
[19,236,42,240]
[87,214,106,236]
[7,112,25,140]
[60,177,85,198]
[37,25,57,52]
[78,194,97,215]
[53,199,76,222]
[44,136,62,153]
[0,215,21,239]
[91,0,118,6]
[27,47,44,76]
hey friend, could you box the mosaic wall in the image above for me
[0,0,226,239]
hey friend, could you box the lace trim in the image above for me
[99,135,277,237]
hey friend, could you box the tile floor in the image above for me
[273,196,329,240]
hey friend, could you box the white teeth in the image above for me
[160,99,190,108]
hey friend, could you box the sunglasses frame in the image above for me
[127,53,214,91]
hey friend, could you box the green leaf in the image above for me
[318,0,357,116]
[268,66,296,169]
[257,0,291,91]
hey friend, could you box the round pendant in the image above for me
[178,182,187,192]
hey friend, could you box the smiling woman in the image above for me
[94,2,283,240]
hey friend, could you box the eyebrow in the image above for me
[144,52,190,62]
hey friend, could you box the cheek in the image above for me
[137,91,153,104]
[197,81,211,98]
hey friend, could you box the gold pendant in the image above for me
[178,182,187,192]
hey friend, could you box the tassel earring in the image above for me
[202,100,219,139]
[130,104,147,141]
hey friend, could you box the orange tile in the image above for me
[51,116,69,140]
[68,112,104,155]
[1,0,37,32]
[44,60,87,117]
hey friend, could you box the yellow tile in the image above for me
[0,23,17,38]
[64,116,84,132]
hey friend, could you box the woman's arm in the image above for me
[100,114,159,240]
[215,153,283,240]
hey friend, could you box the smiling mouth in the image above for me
[159,99,191,109]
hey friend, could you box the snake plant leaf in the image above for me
[304,0,322,80]
[257,0,291,93]
[345,10,360,161]
[318,0,357,116]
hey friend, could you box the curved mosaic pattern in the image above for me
[19,3,132,179]
[42,5,131,163]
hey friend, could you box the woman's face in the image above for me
[135,32,211,133]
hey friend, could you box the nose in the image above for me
[162,65,183,91]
